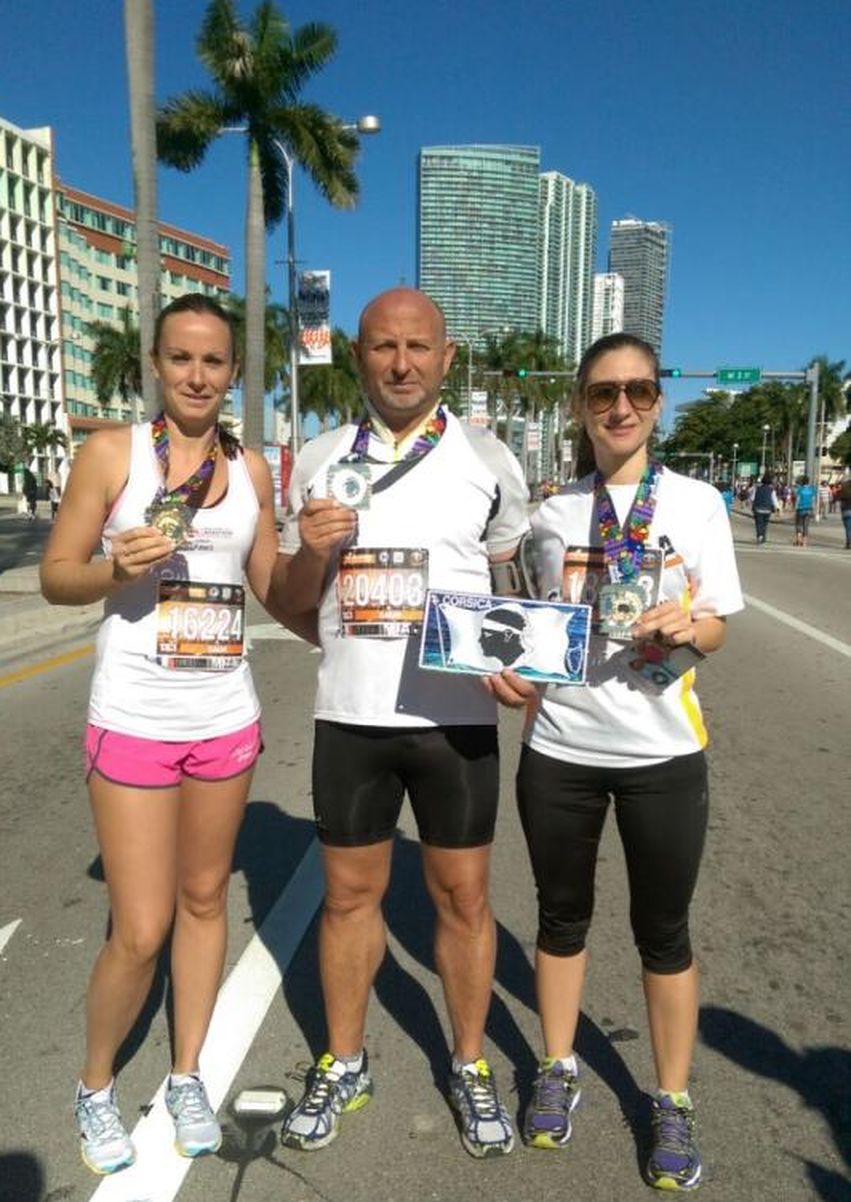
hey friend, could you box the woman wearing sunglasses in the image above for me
[493,333,742,1191]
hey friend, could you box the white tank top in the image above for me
[88,422,261,740]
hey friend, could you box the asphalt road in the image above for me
[0,509,848,1202]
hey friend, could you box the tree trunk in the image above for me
[124,0,160,421]
[242,143,266,450]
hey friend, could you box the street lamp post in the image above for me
[732,442,739,485]
[760,424,771,477]
[278,114,380,459]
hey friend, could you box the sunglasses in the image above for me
[584,378,660,414]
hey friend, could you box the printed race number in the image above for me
[155,580,245,670]
[337,547,429,637]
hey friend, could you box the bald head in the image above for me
[357,287,447,342]
[352,287,455,436]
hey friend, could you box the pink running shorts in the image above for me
[85,720,262,788]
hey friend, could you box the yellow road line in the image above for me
[0,643,94,688]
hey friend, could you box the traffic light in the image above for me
[517,367,528,378]
[660,368,682,378]
[502,367,528,379]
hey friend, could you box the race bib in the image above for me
[337,547,429,637]
[155,580,245,670]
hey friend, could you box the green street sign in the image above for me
[717,366,762,385]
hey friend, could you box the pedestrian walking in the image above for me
[48,479,61,520]
[271,287,530,1159]
[839,475,851,549]
[40,294,290,1177]
[22,468,38,520]
[489,332,743,1192]
[793,475,816,547]
[751,473,778,543]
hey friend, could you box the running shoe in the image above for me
[74,1081,136,1176]
[522,1057,581,1149]
[165,1075,222,1157]
[645,1092,702,1191]
[448,1057,515,1158]
[281,1051,373,1150]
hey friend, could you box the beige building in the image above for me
[57,182,231,455]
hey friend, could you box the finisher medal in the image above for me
[145,412,219,546]
[146,498,194,546]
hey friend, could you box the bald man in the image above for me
[272,288,529,1159]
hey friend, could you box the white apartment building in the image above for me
[0,116,63,490]
[1,113,232,493]
[592,271,625,341]
[538,172,597,365]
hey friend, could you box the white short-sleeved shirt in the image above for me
[527,468,744,767]
[282,411,530,727]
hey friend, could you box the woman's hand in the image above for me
[632,600,695,648]
[110,526,175,584]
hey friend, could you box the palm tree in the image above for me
[225,292,289,397]
[89,309,143,413]
[156,0,360,450]
[124,0,160,419]
[23,422,68,484]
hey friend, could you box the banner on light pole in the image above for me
[297,270,332,365]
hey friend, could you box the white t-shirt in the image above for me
[527,468,744,767]
[282,411,529,727]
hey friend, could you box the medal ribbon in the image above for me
[149,412,219,512]
[347,405,447,464]
[595,461,661,582]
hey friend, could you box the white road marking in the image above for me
[0,918,22,957]
[744,593,851,658]
[89,838,324,1202]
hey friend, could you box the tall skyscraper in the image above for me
[608,218,671,354]
[538,172,597,365]
[591,272,625,342]
[417,145,540,342]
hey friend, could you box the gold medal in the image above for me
[147,500,193,546]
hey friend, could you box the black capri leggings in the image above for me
[516,746,708,974]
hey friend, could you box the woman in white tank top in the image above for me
[41,295,293,1174]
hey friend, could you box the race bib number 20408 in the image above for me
[337,547,429,637]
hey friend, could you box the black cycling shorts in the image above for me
[517,746,708,973]
[312,720,499,848]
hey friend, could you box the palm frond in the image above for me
[157,90,228,169]
[198,0,250,85]
[270,105,359,209]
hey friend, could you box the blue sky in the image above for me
[1,0,848,429]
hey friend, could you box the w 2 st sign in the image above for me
[717,367,762,385]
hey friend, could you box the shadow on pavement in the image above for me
[0,1152,43,1202]
[0,513,51,575]
[234,806,644,1153]
[700,1004,851,1199]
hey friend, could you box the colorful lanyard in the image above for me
[149,412,219,510]
[346,405,447,464]
[595,461,661,582]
